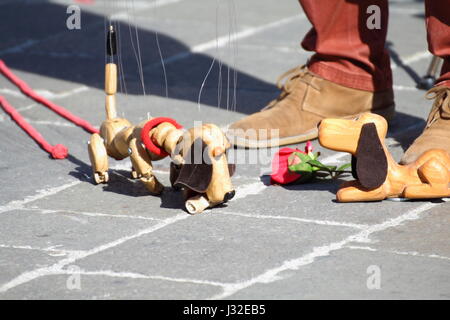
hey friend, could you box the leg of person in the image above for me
[401,0,450,164]
[227,0,394,148]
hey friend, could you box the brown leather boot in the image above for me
[401,86,450,164]
[227,65,395,148]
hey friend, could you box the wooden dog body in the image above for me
[318,113,450,202]
[88,60,235,214]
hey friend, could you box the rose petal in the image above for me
[271,148,302,184]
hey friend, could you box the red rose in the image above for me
[270,147,304,184]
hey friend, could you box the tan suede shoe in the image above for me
[401,86,450,164]
[227,65,395,148]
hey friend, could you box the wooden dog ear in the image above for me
[351,156,359,180]
[228,164,236,177]
[169,162,182,189]
[174,138,213,193]
[355,123,388,189]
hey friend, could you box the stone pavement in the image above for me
[0,0,449,299]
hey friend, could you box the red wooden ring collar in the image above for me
[141,117,183,158]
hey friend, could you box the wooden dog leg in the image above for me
[404,158,450,199]
[88,133,109,184]
[404,184,450,199]
[140,175,164,195]
[130,166,141,179]
[337,180,387,202]
[129,138,164,195]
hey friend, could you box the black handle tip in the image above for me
[106,25,117,56]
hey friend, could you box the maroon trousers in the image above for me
[299,0,450,92]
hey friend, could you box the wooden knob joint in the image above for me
[318,113,450,202]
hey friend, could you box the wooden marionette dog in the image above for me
[88,26,235,214]
[318,112,450,202]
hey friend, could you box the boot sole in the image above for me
[228,105,396,149]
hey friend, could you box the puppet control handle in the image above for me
[105,25,118,120]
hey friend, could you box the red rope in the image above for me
[0,60,99,134]
[0,95,68,159]
[0,60,100,159]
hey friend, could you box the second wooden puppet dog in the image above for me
[318,112,450,202]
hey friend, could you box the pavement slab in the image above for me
[75,213,357,283]
[1,274,222,300]
[0,209,159,251]
[0,247,62,285]
[363,204,450,258]
[227,248,450,299]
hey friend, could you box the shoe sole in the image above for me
[229,105,396,149]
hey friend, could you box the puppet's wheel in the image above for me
[93,172,102,184]
[94,171,109,184]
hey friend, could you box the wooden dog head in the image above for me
[318,113,389,190]
[170,123,235,213]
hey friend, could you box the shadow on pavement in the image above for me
[386,111,426,151]
[67,153,190,211]
[387,41,423,87]
[259,173,347,196]
[0,1,278,115]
